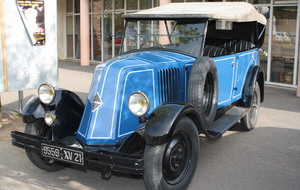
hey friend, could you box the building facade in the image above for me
[57,0,300,89]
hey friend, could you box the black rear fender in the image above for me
[241,65,264,107]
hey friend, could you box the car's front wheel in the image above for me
[143,116,199,190]
[25,119,65,172]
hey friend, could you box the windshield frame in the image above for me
[120,18,208,58]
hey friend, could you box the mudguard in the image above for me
[144,103,208,145]
[22,96,45,123]
[242,65,264,107]
[22,90,85,141]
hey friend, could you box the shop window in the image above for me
[127,0,138,10]
[271,6,297,84]
[67,0,73,13]
[104,0,112,10]
[103,13,112,61]
[74,15,80,59]
[172,0,184,2]
[92,0,102,13]
[153,0,160,7]
[185,0,202,2]
[74,0,80,13]
[115,1,124,9]
[91,14,102,61]
[248,0,270,4]
[224,0,246,2]
[255,6,270,81]
[115,12,124,57]
[66,16,73,57]
[140,0,153,9]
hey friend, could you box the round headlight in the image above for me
[38,83,56,104]
[44,112,56,126]
[128,91,150,117]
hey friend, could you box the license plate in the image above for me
[41,143,84,165]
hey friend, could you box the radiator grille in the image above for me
[158,68,180,103]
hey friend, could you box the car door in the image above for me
[213,55,236,108]
[232,50,257,101]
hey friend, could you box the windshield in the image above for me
[121,20,206,57]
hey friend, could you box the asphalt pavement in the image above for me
[0,60,300,190]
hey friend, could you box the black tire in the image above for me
[143,117,199,190]
[241,82,261,131]
[188,57,218,125]
[25,119,65,172]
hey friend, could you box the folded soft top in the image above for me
[123,2,266,25]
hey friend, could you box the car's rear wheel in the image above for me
[25,119,65,172]
[241,82,261,131]
[188,57,218,125]
[143,116,199,190]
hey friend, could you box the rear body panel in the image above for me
[215,49,259,108]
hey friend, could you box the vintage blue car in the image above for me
[12,2,266,190]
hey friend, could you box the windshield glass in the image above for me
[121,20,206,57]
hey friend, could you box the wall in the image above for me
[0,0,58,92]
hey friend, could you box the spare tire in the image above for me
[188,57,218,125]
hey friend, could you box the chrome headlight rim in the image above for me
[38,83,56,104]
[128,91,150,117]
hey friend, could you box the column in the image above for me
[80,0,90,66]
[297,54,300,97]
[160,0,171,6]
[159,0,171,44]
[297,0,300,97]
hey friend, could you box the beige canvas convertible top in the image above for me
[123,2,266,25]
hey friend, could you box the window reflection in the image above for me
[255,6,270,81]
[271,6,297,84]
[115,12,124,57]
[248,0,270,4]
[92,14,102,61]
[66,16,73,57]
[127,0,138,10]
[103,13,112,61]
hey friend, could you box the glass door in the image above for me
[271,6,297,85]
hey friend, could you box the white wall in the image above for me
[0,0,58,92]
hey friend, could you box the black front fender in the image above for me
[22,89,85,141]
[144,103,204,146]
[22,96,45,123]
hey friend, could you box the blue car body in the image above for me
[77,48,259,145]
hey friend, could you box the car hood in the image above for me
[77,51,196,145]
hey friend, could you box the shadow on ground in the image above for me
[1,126,299,190]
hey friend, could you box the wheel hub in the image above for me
[170,144,186,171]
[163,133,191,185]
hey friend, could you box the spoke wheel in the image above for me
[241,82,261,131]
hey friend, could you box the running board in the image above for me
[207,106,250,137]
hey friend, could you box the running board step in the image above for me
[207,106,250,137]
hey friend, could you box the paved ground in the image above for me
[0,61,300,190]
